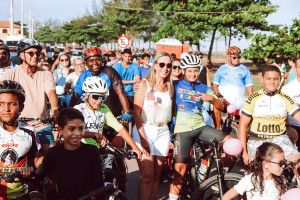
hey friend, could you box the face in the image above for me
[261,71,280,93]
[41,65,51,71]
[263,151,285,176]
[109,55,116,61]
[197,54,203,62]
[228,55,240,66]
[184,67,200,82]
[60,55,70,68]
[85,92,106,110]
[21,47,40,66]
[0,93,23,123]
[86,56,102,72]
[0,49,9,64]
[143,57,150,65]
[154,56,172,79]
[58,119,84,150]
[172,60,182,77]
[74,59,85,73]
[122,53,132,63]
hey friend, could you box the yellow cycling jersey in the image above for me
[242,89,300,140]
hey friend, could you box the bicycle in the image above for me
[78,184,129,200]
[220,101,240,139]
[190,138,243,200]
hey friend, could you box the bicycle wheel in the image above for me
[105,189,129,200]
[191,173,243,200]
[230,125,238,139]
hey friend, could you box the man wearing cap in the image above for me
[0,44,16,78]
[107,51,118,68]
[114,48,140,110]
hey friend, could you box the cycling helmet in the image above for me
[0,80,26,104]
[16,38,42,56]
[83,47,102,61]
[180,53,202,69]
[82,77,109,96]
[0,44,10,54]
[227,46,241,55]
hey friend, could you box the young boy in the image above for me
[139,53,151,79]
[21,108,105,200]
[0,80,41,199]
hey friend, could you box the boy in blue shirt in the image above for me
[139,53,151,79]
[114,48,140,110]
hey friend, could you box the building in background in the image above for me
[0,21,22,43]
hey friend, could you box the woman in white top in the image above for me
[65,58,85,93]
[133,52,173,200]
[53,53,74,86]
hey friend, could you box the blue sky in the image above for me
[1,0,299,52]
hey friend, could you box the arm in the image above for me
[116,89,130,113]
[246,86,253,96]
[51,57,60,72]
[69,92,80,107]
[222,187,239,200]
[212,83,221,97]
[238,113,252,166]
[206,67,212,87]
[133,80,150,156]
[122,75,141,85]
[65,82,72,93]
[292,111,300,124]
[83,131,108,147]
[47,90,59,120]
[54,77,58,83]
[117,127,142,158]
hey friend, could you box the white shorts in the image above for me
[132,123,170,157]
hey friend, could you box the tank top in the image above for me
[140,80,172,124]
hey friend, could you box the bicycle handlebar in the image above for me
[78,184,115,200]
[18,117,55,126]
[1,171,37,183]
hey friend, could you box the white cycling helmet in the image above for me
[180,53,202,70]
[82,76,109,96]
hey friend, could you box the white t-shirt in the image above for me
[234,173,280,200]
[282,79,300,127]
[66,72,79,89]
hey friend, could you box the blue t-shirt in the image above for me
[139,66,151,79]
[114,62,140,96]
[288,68,296,82]
[74,70,111,96]
[213,63,253,104]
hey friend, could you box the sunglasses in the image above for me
[0,52,8,56]
[172,65,180,70]
[90,94,107,101]
[265,159,287,167]
[157,63,172,69]
[60,59,69,62]
[25,51,41,57]
[231,56,240,60]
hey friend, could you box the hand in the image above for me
[133,82,142,93]
[132,148,143,160]
[264,57,268,62]
[19,166,34,178]
[198,93,214,102]
[94,133,108,147]
[51,108,59,121]
[66,89,73,94]
[242,152,252,167]
[119,112,133,122]
[140,137,150,157]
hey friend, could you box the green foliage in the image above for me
[243,18,300,65]
[14,21,29,37]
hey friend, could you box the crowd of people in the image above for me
[0,37,300,200]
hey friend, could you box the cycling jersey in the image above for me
[242,89,300,140]
[74,103,123,146]
[213,63,253,104]
[0,122,40,199]
[174,79,217,133]
[282,79,300,127]
[74,67,124,117]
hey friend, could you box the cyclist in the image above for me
[0,38,58,155]
[212,46,253,129]
[0,80,41,199]
[69,47,132,124]
[240,65,300,168]
[0,44,16,78]
[169,53,233,200]
[20,108,105,200]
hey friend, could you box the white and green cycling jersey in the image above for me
[74,103,123,147]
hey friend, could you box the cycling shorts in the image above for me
[174,125,227,164]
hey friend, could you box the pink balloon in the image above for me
[223,139,243,156]
[282,188,300,200]
[227,104,236,114]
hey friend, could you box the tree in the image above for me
[243,18,300,66]
[34,26,54,43]
[151,0,277,66]
[14,21,29,37]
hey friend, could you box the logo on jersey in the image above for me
[0,149,18,167]
[179,104,185,111]
[257,123,282,134]
[236,72,244,77]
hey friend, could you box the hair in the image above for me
[171,53,176,58]
[288,57,296,64]
[275,57,284,64]
[172,58,183,80]
[141,53,150,59]
[57,108,84,129]
[146,52,174,97]
[196,51,203,56]
[74,58,84,65]
[249,142,286,196]
[59,53,74,75]
[262,65,281,77]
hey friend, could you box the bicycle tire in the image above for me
[230,125,238,139]
[191,173,243,200]
[105,189,129,200]
[29,191,45,200]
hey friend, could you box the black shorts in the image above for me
[174,125,227,164]
[127,96,134,110]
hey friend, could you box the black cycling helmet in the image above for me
[0,44,10,54]
[0,80,26,104]
[83,47,102,61]
[16,38,42,56]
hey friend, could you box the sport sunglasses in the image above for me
[90,94,107,101]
